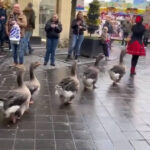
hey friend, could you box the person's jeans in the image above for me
[23,31,32,54]
[121,32,129,46]
[68,34,84,56]
[11,38,24,64]
[44,38,59,64]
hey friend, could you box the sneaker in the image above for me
[9,63,17,67]
[17,64,25,69]
[65,55,71,61]
[43,62,47,66]
[29,49,34,54]
[51,63,55,66]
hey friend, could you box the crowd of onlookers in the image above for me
[0,1,150,68]
[0,1,35,67]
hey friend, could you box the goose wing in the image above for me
[59,77,78,92]
[84,67,99,80]
[3,90,28,110]
[25,82,39,95]
[110,65,125,75]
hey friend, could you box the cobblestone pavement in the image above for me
[0,44,150,150]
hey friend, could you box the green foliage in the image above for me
[87,0,100,35]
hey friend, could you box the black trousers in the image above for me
[122,32,129,46]
[143,37,148,46]
[102,43,109,57]
[131,55,139,67]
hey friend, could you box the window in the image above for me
[39,0,56,38]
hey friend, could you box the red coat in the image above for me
[127,23,146,56]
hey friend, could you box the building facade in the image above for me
[8,0,71,45]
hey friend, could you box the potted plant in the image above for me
[80,0,103,58]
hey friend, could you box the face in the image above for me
[77,12,83,20]
[0,2,3,7]
[13,4,21,14]
[52,14,58,22]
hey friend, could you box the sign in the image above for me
[76,0,84,10]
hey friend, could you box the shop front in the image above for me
[7,0,71,44]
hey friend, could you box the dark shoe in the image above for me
[130,67,136,76]
[75,55,79,60]
[51,63,55,66]
[65,55,71,61]
[43,62,47,66]
[24,52,28,56]
[29,49,34,54]
[130,72,136,76]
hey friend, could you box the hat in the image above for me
[136,16,143,23]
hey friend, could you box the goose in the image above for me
[55,61,80,104]
[83,53,104,90]
[0,66,31,124]
[109,50,126,84]
[25,62,41,104]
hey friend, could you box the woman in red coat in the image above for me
[127,16,146,75]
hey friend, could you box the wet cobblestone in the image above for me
[0,44,150,149]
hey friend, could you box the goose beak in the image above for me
[36,62,41,67]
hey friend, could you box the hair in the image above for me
[27,2,33,8]
[76,11,83,20]
[51,14,59,22]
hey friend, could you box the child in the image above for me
[101,26,111,60]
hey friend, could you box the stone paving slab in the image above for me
[0,44,150,150]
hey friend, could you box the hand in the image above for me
[11,21,16,25]
[1,16,5,20]
[51,24,55,28]
[79,25,83,29]
[77,21,81,25]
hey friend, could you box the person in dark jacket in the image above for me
[103,20,113,34]
[23,3,35,55]
[121,19,132,46]
[127,16,146,76]
[44,14,62,66]
[66,11,86,61]
[0,1,7,52]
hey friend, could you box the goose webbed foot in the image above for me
[10,115,17,124]
[65,96,74,105]
[29,99,34,104]
[113,82,118,86]
[93,84,97,89]
[84,87,88,91]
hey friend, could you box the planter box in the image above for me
[80,37,103,58]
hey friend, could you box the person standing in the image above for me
[0,1,7,52]
[101,27,111,60]
[6,4,27,67]
[44,14,62,66]
[66,11,86,61]
[121,18,132,46]
[127,16,146,76]
[143,23,149,47]
[23,2,35,55]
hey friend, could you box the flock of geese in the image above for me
[0,50,126,124]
